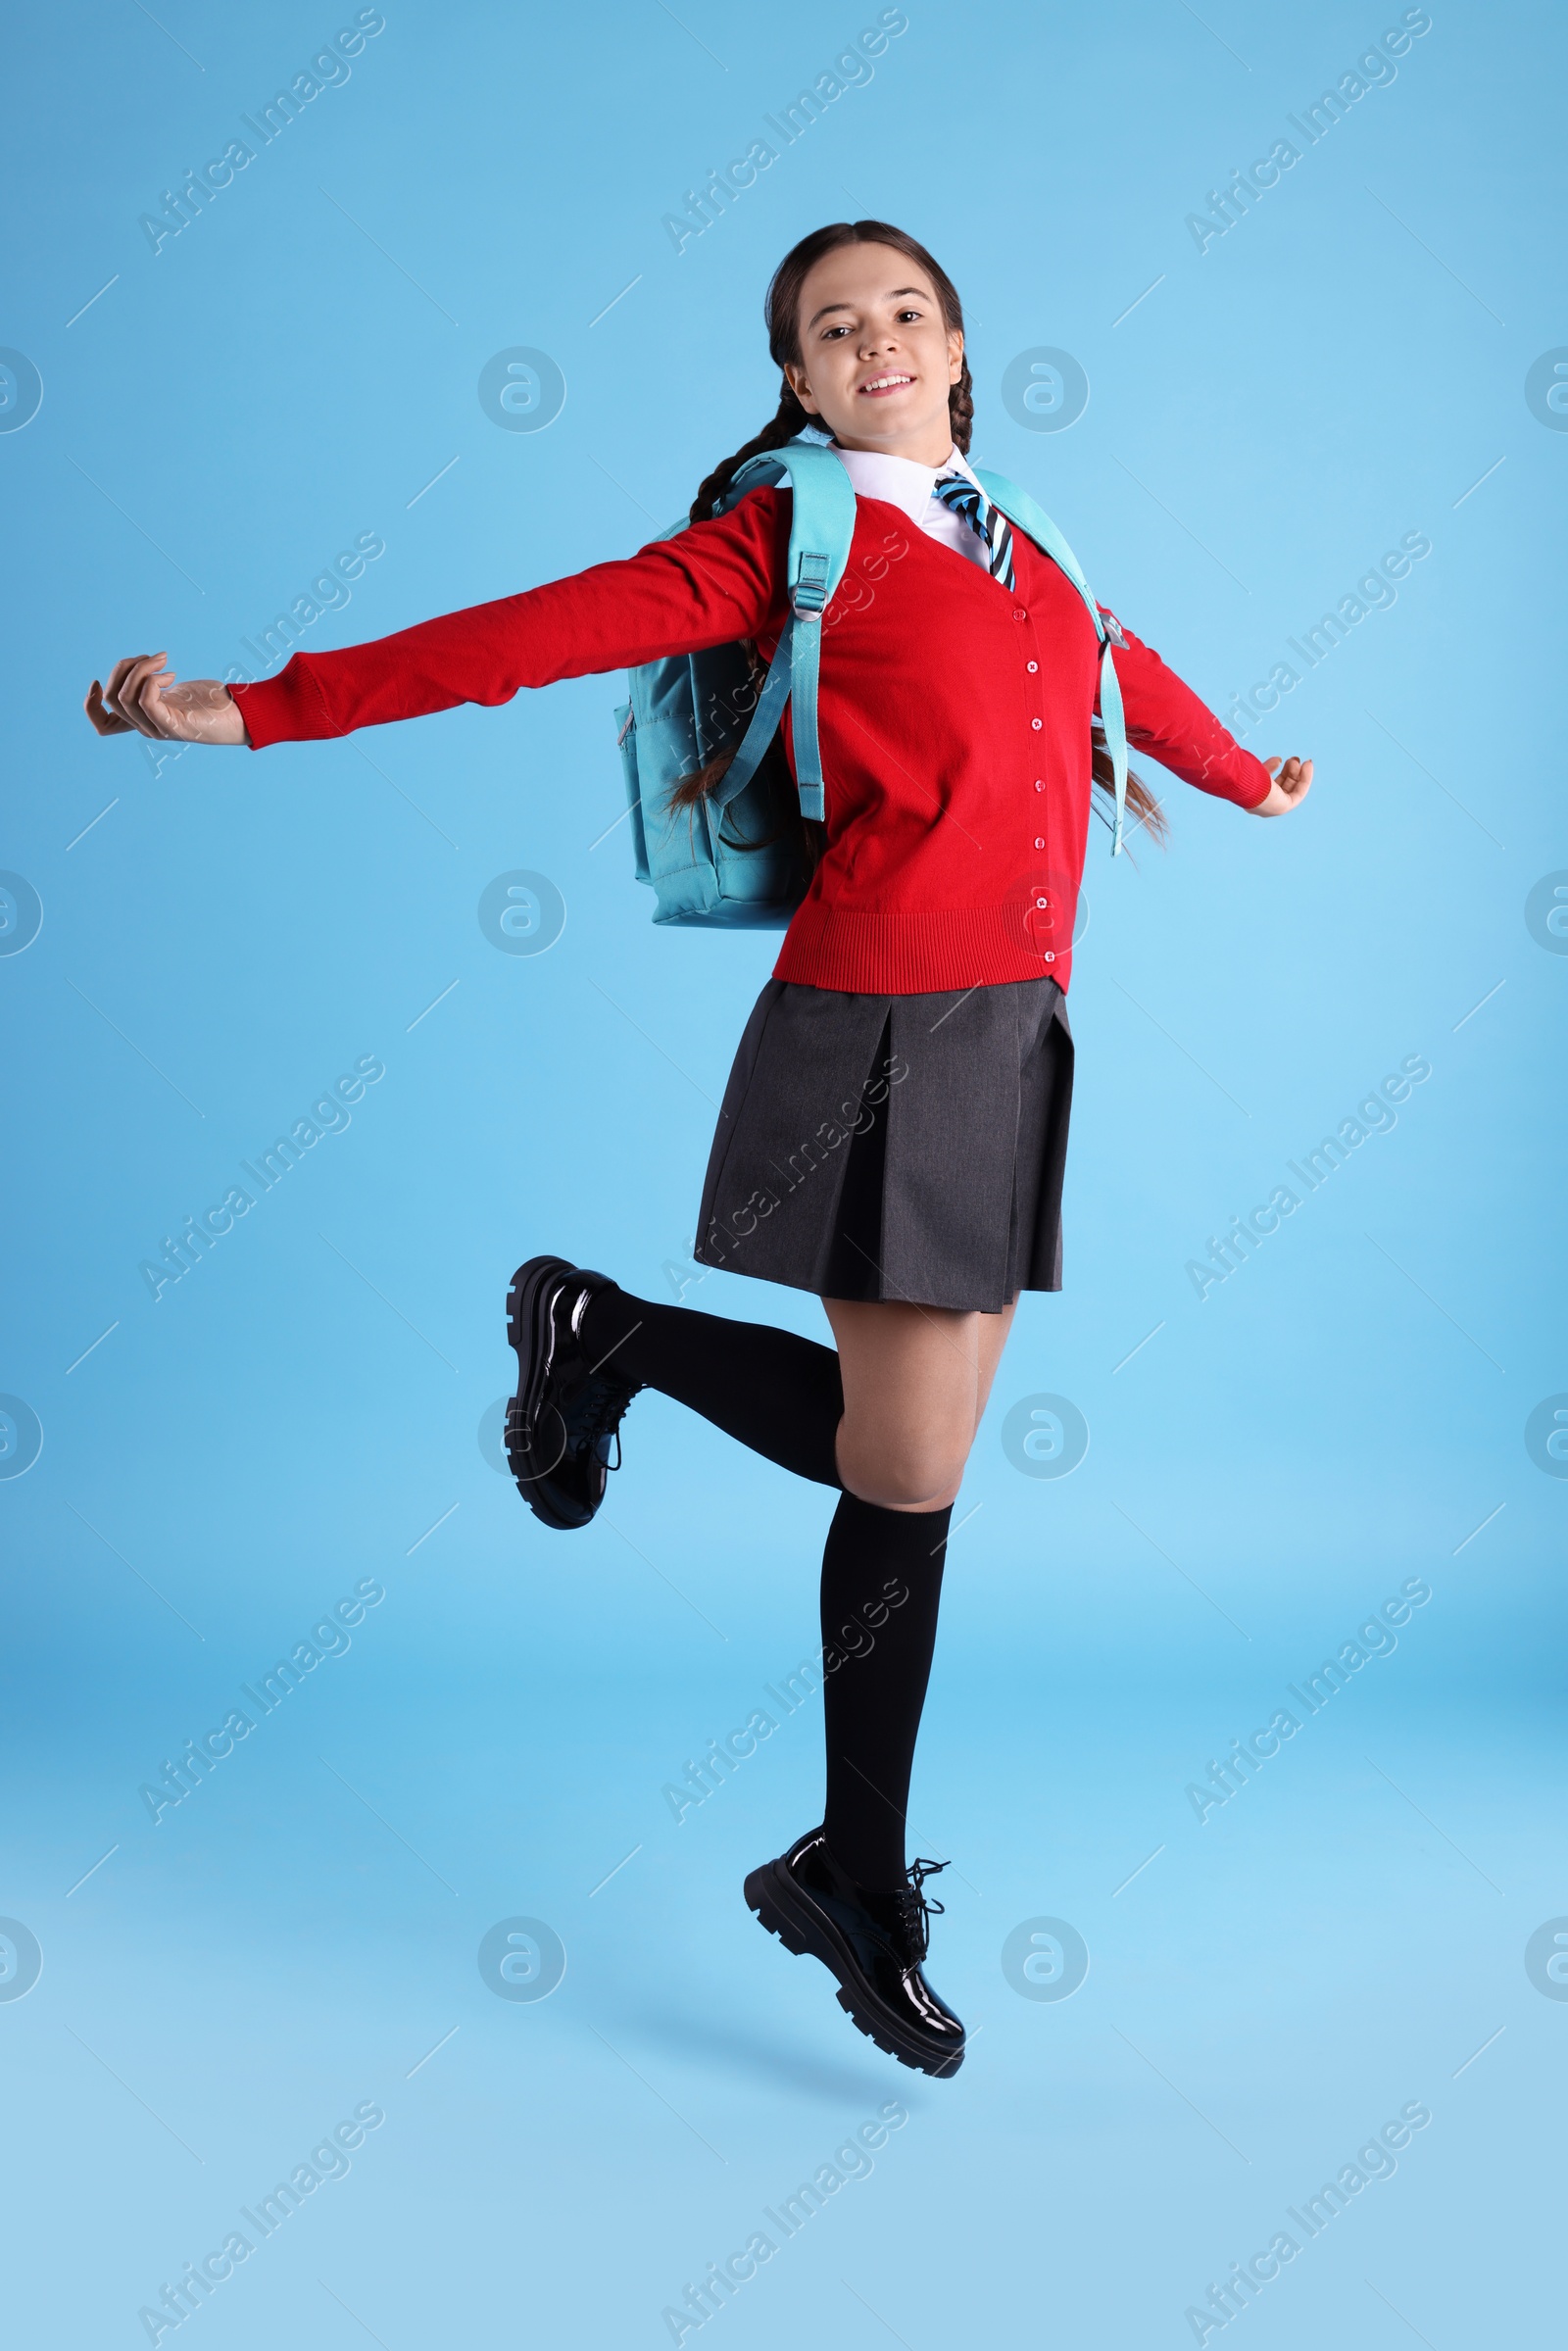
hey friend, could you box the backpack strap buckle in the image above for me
[791,551,830,619]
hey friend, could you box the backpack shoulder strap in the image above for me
[973,466,1131,858]
[707,439,858,821]
[971,468,1097,614]
[727,439,858,615]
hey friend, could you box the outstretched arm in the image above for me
[1102,608,1311,818]
[85,494,790,750]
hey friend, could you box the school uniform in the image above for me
[233,445,1270,1312]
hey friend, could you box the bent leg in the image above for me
[825,1297,1018,1510]
[574,1278,1017,1503]
[580,1283,844,1488]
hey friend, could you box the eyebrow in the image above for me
[807,285,928,328]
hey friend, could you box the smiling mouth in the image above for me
[858,371,914,397]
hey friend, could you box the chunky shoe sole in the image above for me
[505,1254,580,1531]
[744,1858,965,2078]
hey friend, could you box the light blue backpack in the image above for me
[614,432,1130,929]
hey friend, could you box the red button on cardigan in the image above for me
[230,488,1271,996]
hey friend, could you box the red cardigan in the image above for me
[231,487,1270,995]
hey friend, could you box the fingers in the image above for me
[101,652,179,739]
[102,653,160,728]
[1257,756,1314,812]
[101,655,137,709]
[128,654,178,737]
[101,653,154,733]
[83,680,131,736]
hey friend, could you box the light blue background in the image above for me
[3,1,1563,2343]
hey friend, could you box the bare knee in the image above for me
[837,1430,968,1511]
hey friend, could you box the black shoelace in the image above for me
[573,1373,642,1471]
[892,1856,949,1961]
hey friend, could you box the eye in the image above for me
[896,307,922,321]
[821,323,853,340]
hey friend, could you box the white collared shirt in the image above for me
[829,443,991,572]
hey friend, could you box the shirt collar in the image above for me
[829,442,980,524]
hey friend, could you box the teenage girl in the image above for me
[86,220,1311,2079]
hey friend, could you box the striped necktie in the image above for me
[931,471,1015,590]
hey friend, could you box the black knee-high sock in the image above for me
[579,1285,844,1489]
[819,1492,953,1890]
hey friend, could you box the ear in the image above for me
[783,359,819,416]
[947,327,964,385]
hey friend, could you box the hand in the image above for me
[1248,755,1312,816]
[84,653,248,746]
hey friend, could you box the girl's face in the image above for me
[783,243,963,465]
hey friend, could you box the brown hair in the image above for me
[689,219,973,525]
[674,219,1165,853]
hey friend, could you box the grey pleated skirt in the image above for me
[693,975,1074,1313]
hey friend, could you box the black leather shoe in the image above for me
[745,1828,965,2077]
[505,1255,642,1531]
